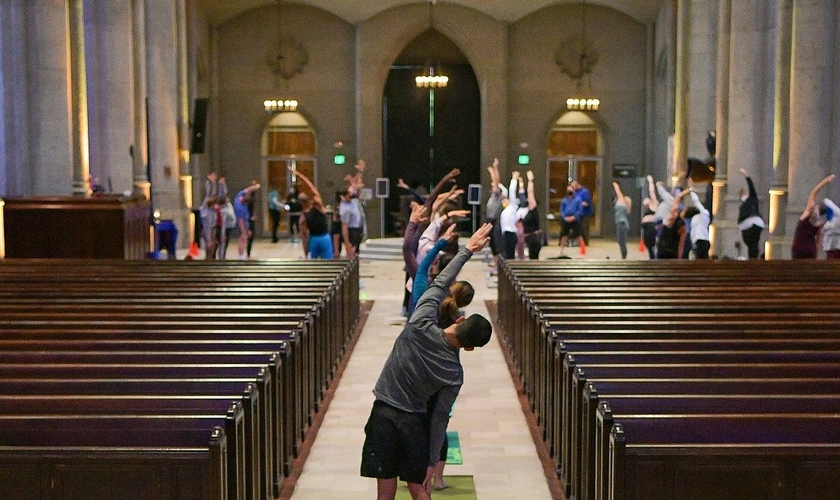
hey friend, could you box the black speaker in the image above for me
[190,98,209,154]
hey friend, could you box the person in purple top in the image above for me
[233,183,260,259]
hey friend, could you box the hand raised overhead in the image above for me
[465,223,493,253]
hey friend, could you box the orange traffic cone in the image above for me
[579,239,587,255]
[188,241,199,257]
[639,239,646,253]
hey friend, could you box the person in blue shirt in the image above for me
[572,180,593,244]
[559,185,583,254]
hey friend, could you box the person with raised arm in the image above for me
[233,182,260,260]
[682,181,711,259]
[737,168,765,259]
[792,174,835,259]
[521,170,542,259]
[612,181,632,259]
[640,175,658,259]
[360,224,494,500]
[485,158,507,269]
[293,167,333,259]
[656,188,691,259]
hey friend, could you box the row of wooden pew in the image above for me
[0,258,360,500]
[496,259,840,500]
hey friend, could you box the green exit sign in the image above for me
[334,154,346,165]
[518,154,530,165]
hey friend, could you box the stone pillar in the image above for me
[69,0,90,196]
[132,0,149,200]
[710,0,731,256]
[85,0,136,195]
[0,0,31,196]
[27,0,74,195]
[718,0,775,258]
[765,0,794,259]
[144,0,180,217]
[672,0,690,178]
[783,0,834,258]
[686,0,718,159]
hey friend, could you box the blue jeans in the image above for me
[308,233,333,259]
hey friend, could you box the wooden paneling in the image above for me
[2,196,150,259]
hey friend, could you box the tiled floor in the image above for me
[187,235,648,500]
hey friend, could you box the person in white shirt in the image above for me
[498,172,528,260]
[821,197,840,259]
[681,186,711,259]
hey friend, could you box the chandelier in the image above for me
[263,99,298,113]
[557,0,600,111]
[264,0,303,112]
[415,0,448,88]
[415,66,449,88]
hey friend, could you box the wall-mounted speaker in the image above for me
[190,98,209,154]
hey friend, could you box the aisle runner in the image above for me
[395,475,476,500]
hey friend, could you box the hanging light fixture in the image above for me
[263,99,298,113]
[264,0,305,113]
[415,0,448,88]
[557,0,600,111]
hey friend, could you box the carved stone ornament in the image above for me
[266,36,309,81]
[554,36,599,81]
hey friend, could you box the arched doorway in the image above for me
[382,29,480,236]
[546,111,603,239]
[260,112,317,237]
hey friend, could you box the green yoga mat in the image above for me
[445,430,462,465]
[395,475,476,500]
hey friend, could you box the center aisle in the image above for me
[287,250,554,500]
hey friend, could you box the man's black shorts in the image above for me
[360,401,429,484]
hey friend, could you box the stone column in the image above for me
[686,0,718,160]
[144,0,180,217]
[69,0,91,196]
[0,0,31,196]
[783,0,834,258]
[765,0,794,259]
[710,0,731,256]
[85,0,136,195]
[132,0,149,200]
[672,0,690,178]
[26,0,74,195]
[719,0,775,258]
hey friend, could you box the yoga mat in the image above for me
[445,430,462,465]
[395,475,476,500]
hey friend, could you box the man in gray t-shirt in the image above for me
[360,224,493,499]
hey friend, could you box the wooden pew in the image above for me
[592,393,840,500]
[609,415,840,500]
[0,409,236,500]
[0,360,268,500]
[0,259,360,500]
[560,350,840,498]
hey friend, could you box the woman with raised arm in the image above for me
[233,183,260,260]
[640,175,658,259]
[521,170,542,259]
[293,168,333,259]
[485,158,507,268]
[792,174,835,259]
[656,188,690,259]
[737,168,765,259]
[612,181,632,259]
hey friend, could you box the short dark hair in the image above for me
[455,314,492,348]
[682,206,700,219]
